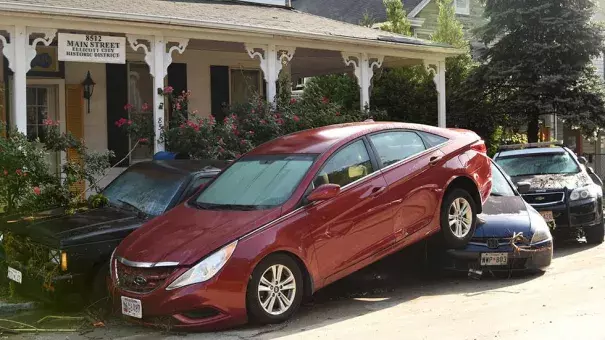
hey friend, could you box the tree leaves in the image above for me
[380,0,413,36]
[468,0,605,142]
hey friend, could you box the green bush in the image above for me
[302,75,360,110]
[372,66,438,126]
[140,88,385,160]
[0,122,113,215]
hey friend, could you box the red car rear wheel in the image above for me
[440,188,477,249]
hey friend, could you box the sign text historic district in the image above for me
[58,33,126,64]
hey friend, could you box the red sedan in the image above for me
[110,122,492,330]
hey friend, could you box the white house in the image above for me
[0,0,460,189]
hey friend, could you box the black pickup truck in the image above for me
[1,160,225,306]
[493,142,604,244]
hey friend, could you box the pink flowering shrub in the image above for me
[0,122,112,214]
[118,86,385,161]
[115,103,155,144]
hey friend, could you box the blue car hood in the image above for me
[475,195,532,238]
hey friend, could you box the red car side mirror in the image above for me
[307,184,341,202]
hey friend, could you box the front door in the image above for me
[307,138,394,281]
[128,63,154,162]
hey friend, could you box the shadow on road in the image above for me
[552,237,599,259]
[214,240,545,339]
[10,237,598,339]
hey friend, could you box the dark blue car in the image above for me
[444,161,553,275]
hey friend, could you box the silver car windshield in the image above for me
[194,155,316,210]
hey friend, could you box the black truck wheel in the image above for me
[585,222,605,245]
[89,262,111,306]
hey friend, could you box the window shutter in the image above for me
[106,63,129,167]
[0,82,5,137]
[65,84,85,197]
[210,66,230,122]
[167,63,187,123]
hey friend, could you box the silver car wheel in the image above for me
[448,197,473,238]
[257,264,297,316]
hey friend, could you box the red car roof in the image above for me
[247,121,465,156]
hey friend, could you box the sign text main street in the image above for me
[58,33,126,64]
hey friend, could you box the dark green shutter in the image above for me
[167,63,187,123]
[106,63,129,167]
[210,66,230,121]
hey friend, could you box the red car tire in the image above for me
[246,253,304,324]
[440,188,478,249]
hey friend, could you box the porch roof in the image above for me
[0,0,460,57]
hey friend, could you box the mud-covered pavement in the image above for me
[7,239,605,340]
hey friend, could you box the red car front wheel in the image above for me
[246,254,304,324]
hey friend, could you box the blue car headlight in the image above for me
[531,228,552,244]
[531,212,553,244]
[570,184,601,201]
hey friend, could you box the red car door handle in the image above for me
[429,156,442,166]
[371,187,386,196]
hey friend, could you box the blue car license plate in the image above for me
[480,252,508,266]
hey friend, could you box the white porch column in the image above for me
[127,35,188,153]
[0,26,56,134]
[425,60,447,128]
[342,52,384,111]
[245,44,295,104]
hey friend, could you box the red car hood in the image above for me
[116,204,282,266]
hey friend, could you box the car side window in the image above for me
[183,176,212,200]
[418,132,449,147]
[369,131,427,167]
[314,140,374,188]
[490,163,516,197]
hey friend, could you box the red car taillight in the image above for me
[471,141,487,154]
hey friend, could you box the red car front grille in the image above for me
[116,261,176,294]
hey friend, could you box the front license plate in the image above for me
[7,267,22,284]
[540,211,554,223]
[480,252,508,266]
[121,296,142,319]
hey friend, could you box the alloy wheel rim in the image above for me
[258,264,296,315]
[448,197,473,238]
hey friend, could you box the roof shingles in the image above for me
[0,0,444,48]
[291,0,424,25]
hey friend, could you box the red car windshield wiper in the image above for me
[193,202,258,211]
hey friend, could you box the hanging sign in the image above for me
[58,33,126,64]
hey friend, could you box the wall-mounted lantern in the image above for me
[82,71,96,114]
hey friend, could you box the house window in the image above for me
[25,85,59,174]
[230,69,262,105]
[26,86,55,142]
[455,0,470,15]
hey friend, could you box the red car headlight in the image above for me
[166,240,238,291]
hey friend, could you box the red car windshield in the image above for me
[194,155,316,210]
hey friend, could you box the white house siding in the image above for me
[124,48,264,119]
